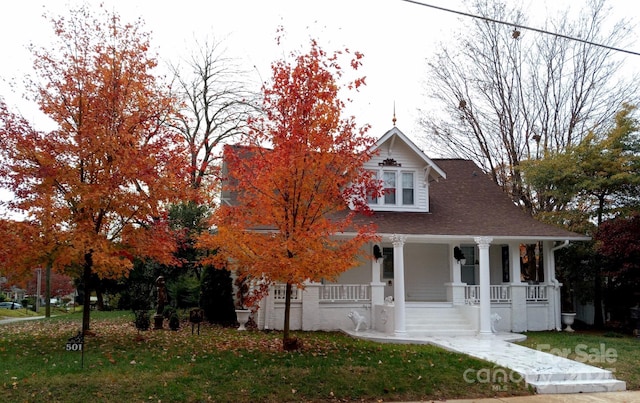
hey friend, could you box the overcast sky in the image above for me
[0,0,637,144]
[0,0,481,137]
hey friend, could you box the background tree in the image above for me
[26,270,75,304]
[420,0,638,215]
[0,208,67,317]
[199,264,236,326]
[198,38,381,349]
[0,5,188,333]
[522,105,640,327]
[170,39,259,192]
[167,39,258,322]
[595,213,640,328]
[168,202,212,281]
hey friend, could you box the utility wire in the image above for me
[399,0,640,57]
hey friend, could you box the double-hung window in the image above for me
[402,172,414,205]
[383,171,396,205]
[376,170,415,206]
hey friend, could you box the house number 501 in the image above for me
[66,343,83,351]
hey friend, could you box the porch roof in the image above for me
[348,159,590,242]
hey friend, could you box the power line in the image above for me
[399,0,640,57]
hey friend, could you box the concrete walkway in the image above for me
[0,315,46,324]
[423,391,640,402]
[344,330,626,395]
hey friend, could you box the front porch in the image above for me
[255,281,559,335]
[256,236,564,335]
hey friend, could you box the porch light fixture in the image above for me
[454,246,466,265]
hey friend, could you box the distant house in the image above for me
[2,285,26,304]
[228,126,589,336]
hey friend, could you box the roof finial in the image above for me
[392,102,397,126]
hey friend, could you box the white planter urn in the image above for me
[561,312,576,332]
[235,309,251,331]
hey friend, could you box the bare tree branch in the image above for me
[420,0,639,214]
[169,38,261,191]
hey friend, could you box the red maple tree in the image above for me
[0,5,189,333]
[26,270,75,301]
[198,37,380,348]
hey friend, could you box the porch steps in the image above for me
[514,353,626,394]
[404,303,477,336]
[429,336,626,394]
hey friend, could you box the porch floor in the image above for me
[343,330,626,395]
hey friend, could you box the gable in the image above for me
[372,127,446,181]
[364,127,445,213]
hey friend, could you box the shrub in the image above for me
[134,310,150,331]
[169,312,180,331]
[200,266,236,326]
[168,274,200,309]
[163,306,176,320]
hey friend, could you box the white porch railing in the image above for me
[526,284,548,302]
[271,284,371,302]
[464,284,547,304]
[490,285,511,303]
[272,284,300,301]
[465,285,480,305]
[320,284,370,302]
[271,283,547,304]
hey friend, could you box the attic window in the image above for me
[379,158,401,167]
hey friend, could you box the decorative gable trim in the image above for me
[379,158,402,167]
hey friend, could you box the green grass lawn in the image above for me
[0,307,43,318]
[520,331,640,390]
[1,310,532,402]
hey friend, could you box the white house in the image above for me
[245,126,589,336]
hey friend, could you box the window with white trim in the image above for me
[368,168,417,207]
[383,171,396,205]
[402,172,414,205]
[367,170,379,204]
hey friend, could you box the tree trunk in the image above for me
[594,266,604,328]
[82,251,93,334]
[96,289,105,311]
[45,263,52,318]
[283,282,292,342]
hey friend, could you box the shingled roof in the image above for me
[348,158,589,242]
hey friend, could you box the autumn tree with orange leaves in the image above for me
[198,38,380,349]
[0,6,188,333]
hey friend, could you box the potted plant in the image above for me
[233,273,269,331]
[561,287,576,332]
[557,264,578,332]
[234,275,253,331]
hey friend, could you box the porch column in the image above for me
[475,236,493,336]
[370,246,385,307]
[508,242,522,285]
[450,242,462,283]
[301,281,321,331]
[391,234,407,335]
[544,241,562,331]
[447,242,466,305]
[509,241,527,332]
